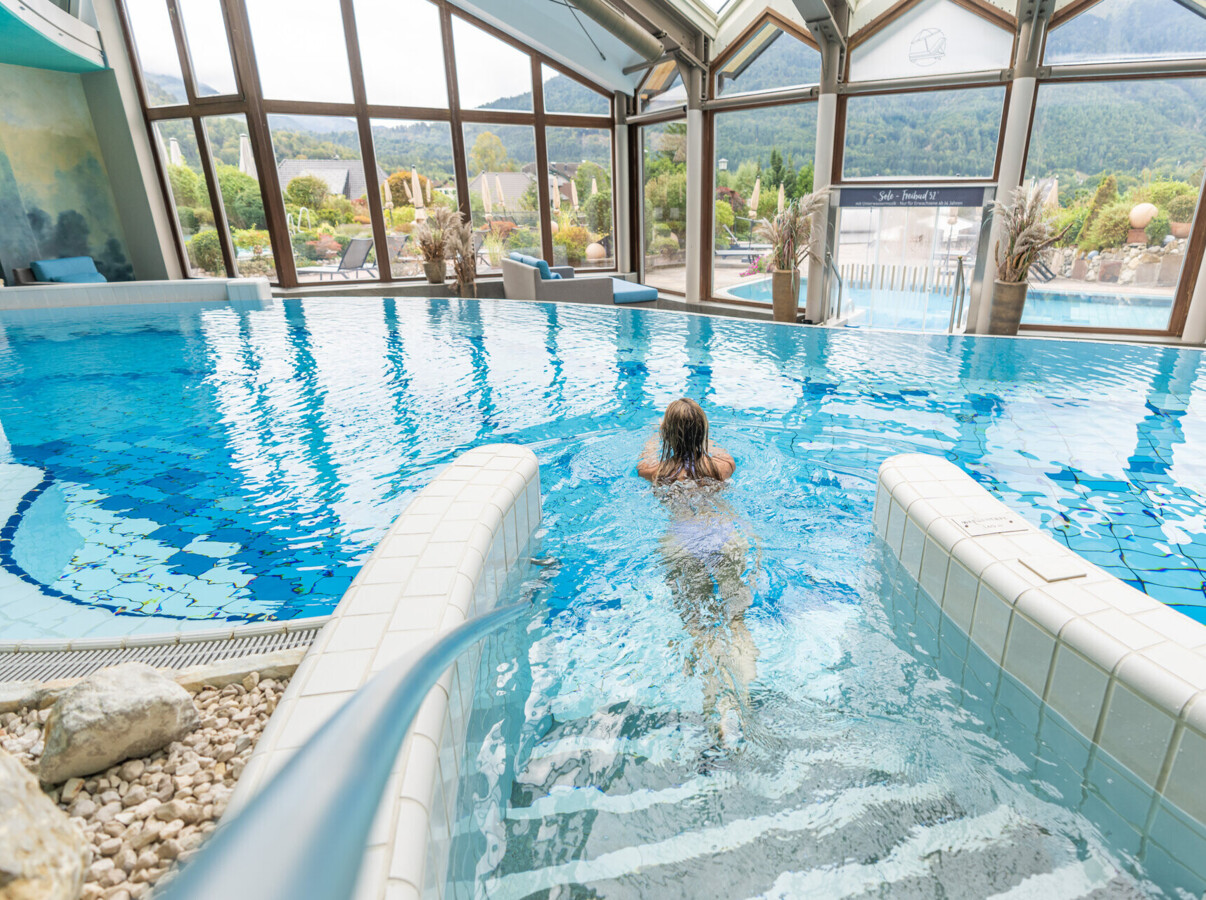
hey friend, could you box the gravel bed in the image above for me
[0,671,287,900]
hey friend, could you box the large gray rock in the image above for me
[38,663,199,784]
[0,747,89,899]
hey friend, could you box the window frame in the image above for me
[115,0,618,287]
[709,9,820,101]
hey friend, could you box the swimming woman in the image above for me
[638,398,756,749]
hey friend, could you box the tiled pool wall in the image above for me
[225,443,542,900]
[876,453,1206,888]
[0,278,270,309]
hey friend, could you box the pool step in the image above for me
[473,700,1146,900]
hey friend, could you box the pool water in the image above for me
[723,278,1175,332]
[3,298,1206,894]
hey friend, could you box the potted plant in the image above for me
[1168,194,1197,239]
[412,206,458,284]
[447,212,477,298]
[989,182,1072,336]
[754,189,829,323]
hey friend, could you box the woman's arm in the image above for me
[710,446,737,479]
[637,428,661,480]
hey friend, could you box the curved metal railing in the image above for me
[158,599,531,900]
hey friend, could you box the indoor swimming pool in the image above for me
[3,297,1206,895]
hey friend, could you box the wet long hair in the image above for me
[654,398,722,484]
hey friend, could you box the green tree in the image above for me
[574,161,610,202]
[215,165,265,230]
[584,189,612,235]
[285,175,329,210]
[470,131,511,173]
[1079,175,1118,251]
[794,163,814,199]
[167,164,204,209]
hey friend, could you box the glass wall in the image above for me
[1022,77,1206,330]
[714,22,820,97]
[463,123,541,268]
[711,103,817,303]
[1045,0,1206,66]
[369,119,456,278]
[119,0,615,285]
[203,114,277,280]
[267,115,379,282]
[642,121,687,294]
[153,120,222,275]
[842,87,1006,180]
[546,127,613,268]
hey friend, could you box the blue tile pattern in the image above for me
[0,298,1203,634]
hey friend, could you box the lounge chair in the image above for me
[310,238,375,280]
[502,253,657,305]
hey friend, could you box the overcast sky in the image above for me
[129,0,544,112]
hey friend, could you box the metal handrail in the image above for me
[159,599,532,900]
[947,256,966,334]
[825,251,844,323]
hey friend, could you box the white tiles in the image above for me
[876,453,1206,833]
[225,444,541,900]
[0,278,271,310]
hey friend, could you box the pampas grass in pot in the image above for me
[989,181,1071,336]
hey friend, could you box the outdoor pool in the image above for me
[721,277,1175,332]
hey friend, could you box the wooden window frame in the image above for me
[114,0,620,287]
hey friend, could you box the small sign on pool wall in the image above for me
[839,186,988,208]
[954,514,1029,537]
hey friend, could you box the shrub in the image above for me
[1146,212,1170,246]
[233,228,271,253]
[1168,193,1198,223]
[285,175,329,210]
[583,190,612,236]
[1148,181,1196,209]
[1081,201,1132,250]
[553,225,590,264]
[1051,206,1088,248]
[1078,175,1117,250]
[714,199,735,249]
[187,229,223,274]
[652,235,680,255]
[505,226,539,253]
[176,206,199,234]
[195,208,214,227]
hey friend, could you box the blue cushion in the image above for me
[56,272,108,284]
[611,279,658,304]
[31,257,103,283]
[509,252,556,281]
[548,272,562,280]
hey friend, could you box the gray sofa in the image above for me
[501,256,614,304]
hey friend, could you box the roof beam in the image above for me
[792,0,848,79]
[609,0,708,64]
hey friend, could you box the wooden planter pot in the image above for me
[771,269,799,324]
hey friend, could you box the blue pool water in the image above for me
[3,298,1205,894]
[1,297,1204,637]
[723,277,1175,332]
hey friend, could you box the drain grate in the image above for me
[0,619,328,684]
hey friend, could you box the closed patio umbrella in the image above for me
[749,177,761,217]
[495,175,507,210]
[551,175,561,211]
[570,179,579,211]
[777,182,785,214]
[481,174,493,215]
[591,177,599,196]
[411,169,426,223]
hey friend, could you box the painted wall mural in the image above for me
[0,63,133,283]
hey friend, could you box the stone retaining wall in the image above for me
[226,443,542,900]
[875,454,1206,846]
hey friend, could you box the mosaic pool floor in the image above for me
[0,297,1204,639]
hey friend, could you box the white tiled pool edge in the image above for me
[875,453,1206,829]
[226,443,541,900]
[0,278,270,309]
